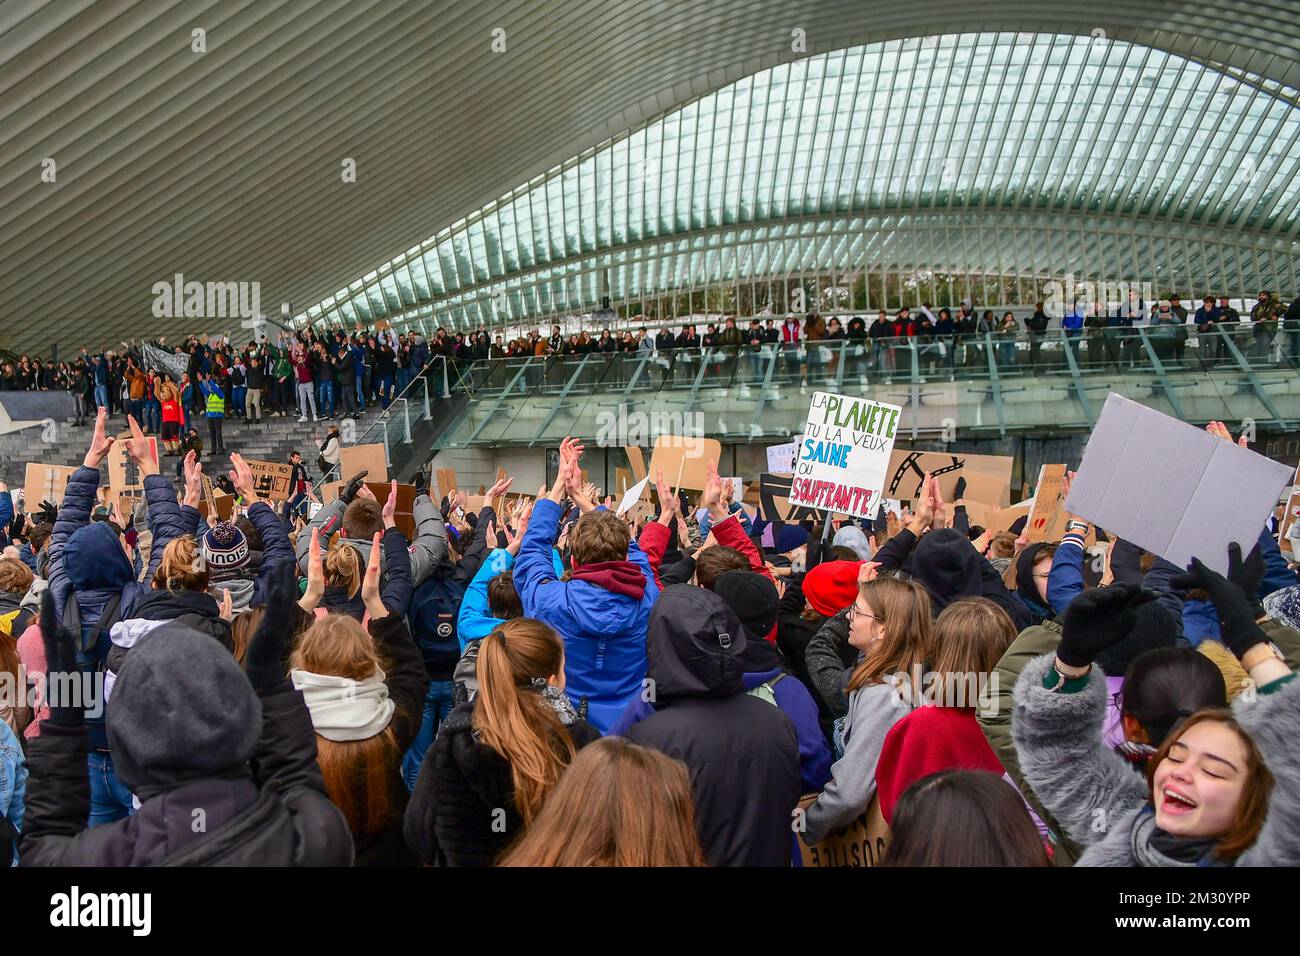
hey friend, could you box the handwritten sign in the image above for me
[245,459,294,501]
[789,392,903,521]
[108,436,159,492]
[24,463,78,507]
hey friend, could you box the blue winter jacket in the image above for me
[608,667,833,793]
[457,547,566,650]
[48,466,193,748]
[0,491,11,546]
[515,499,659,733]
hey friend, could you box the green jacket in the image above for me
[980,616,1300,867]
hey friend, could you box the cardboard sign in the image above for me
[245,459,295,501]
[623,446,648,482]
[24,463,78,507]
[796,794,891,868]
[340,443,388,484]
[766,441,799,476]
[616,475,651,516]
[107,436,160,492]
[789,392,903,521]
[367,481,417,541]
[979,501,1033,535]
[885,448,1014,508]
[1279,464,1300,555]
[435,467,458,501]
[197,490,235,522]
[647,435,722,492]
[614,467,633,497]
[1065,393,1294,575]
[1025,465,1067,542]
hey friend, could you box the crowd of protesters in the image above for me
[0,403,1298,868]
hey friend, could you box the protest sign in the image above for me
[623,446,648,483]
[647,435,722,492]
[340,443,387,483]
[435,467,458,500]
[1065,393,1294,575]
[197,490,235,522]
[796,794,890,868]
[1280,465,1300,555]
[1025,465,1067,542]
[616,475,651,516]
[107,436,159,492]
[758,473,852,523]
[245,459,295,501]
[24,463,78,507]
[614,467,633,497]
[885,449,1014,507]
[766,441,799,476]
[367,481,417,540]
[789,392,903,521]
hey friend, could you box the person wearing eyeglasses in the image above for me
[801,571,934,846]
[1003,542,1057,627]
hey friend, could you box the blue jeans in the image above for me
[401,680,455,790]
[377,374,394,409]
[354,373,366,410]
[231,385,246,417]
[145,399,161,432]
[88,752,134,827]
[317,380,335,417]
[94,384,110,409]
[129,398,145,424]
[288,492,309,520]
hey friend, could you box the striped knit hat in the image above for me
[201,521,250,571]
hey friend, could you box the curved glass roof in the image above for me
[299,31,1300,333]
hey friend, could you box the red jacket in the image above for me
[874,706,1005,824]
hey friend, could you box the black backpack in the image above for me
[63,592,123,730]
[409,575,465,671]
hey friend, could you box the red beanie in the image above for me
[802,560,862,617]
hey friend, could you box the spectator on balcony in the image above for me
[291,344,319,423]
[1024,301,1050,368]
[1195,295,1227,361]
[1250,290,1282,363]
[313,343,335,420]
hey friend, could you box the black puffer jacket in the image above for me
[19,684,354,866]
[403,698,599,866]
[624,585,801,867]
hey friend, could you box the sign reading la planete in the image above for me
[788,391,903,521]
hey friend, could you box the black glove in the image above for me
[244,561,299,690]
[1224,542,1265,616]
[1056,584,1158,668]
[953,477,967,501]
[340,470,369,504]
[38,500,58,525]
[412,469,428,494]
[39,590,83,728]
[1171,556,1267,658]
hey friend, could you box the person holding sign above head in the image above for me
[1011,558,1300,867]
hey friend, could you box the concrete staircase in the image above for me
[0,407,392,490]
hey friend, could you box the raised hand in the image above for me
[360,532,387,621]
[1224,541,1266,610]
[484,475,513,509]
[506,498,534,556]
[83,406,116,468]
[857,561,881,586]
[39,590,83,727]
[340,469,369,504]
[124,415,159,476]
[245,561,299,690]
[1057,584,1157,669]
[654,468,677,520]
[298,527,325,612]
[382,478,398,529]
[228,452,257,501]
[1171,554,1267,658]
[701,460,726,517]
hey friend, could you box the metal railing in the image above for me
[418,326,1300,447]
